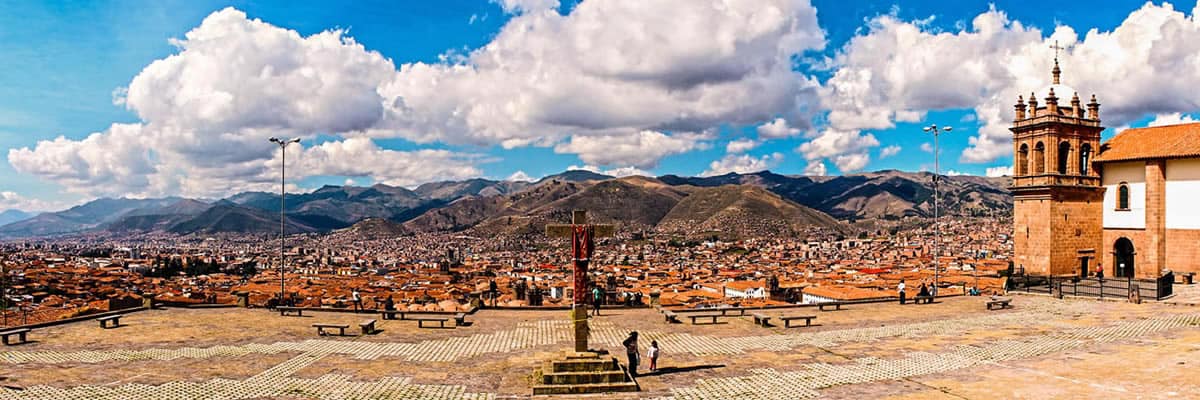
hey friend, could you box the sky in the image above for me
[3,0,1200,212]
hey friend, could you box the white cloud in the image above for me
[291,138,483,188]
[945,170,969,176]
[726,138,761,154]
[566,164,651,178]
[1148,112,1197,127]
[701,153,783,177]
[553,130,706,168]
[804,161,827,176]
[796,128,878,173]
[920,142,933,153]
[492,0,559,14]
[826,3,1200,164]
[985,165,1013,177]
[0,191,74,212]
[879,144,902,158]
[506,170,535,182]
[756,118,802,139]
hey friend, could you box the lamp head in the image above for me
[288,138,301,144]
[943,127,953,132]
[269,137,281,144]
[922,126,932,132]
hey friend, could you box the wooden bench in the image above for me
[98,315,121,329]
[663,310,680,324]
[688,313,723,325]
[312,323,349,336]
[277,305,302,314]
[986,297,1013,310]
[413,316,452,329]
[359,319,378,335]
[912,295,935,304]
[818,302,844,311]
[1,328,31,345]
[715,307,746,316]
[380,310,404,320]
[454,313,467,326]
[779,315,816,328]
[750,312,771,327]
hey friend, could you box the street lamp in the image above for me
[923,124,951,296]
[269,137,301,305]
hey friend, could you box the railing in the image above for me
[1012,174,1101,187]
[1008,273,1174,301]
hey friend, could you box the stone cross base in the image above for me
[570,305,589,353]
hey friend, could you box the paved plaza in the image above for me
[2,295,1199,399]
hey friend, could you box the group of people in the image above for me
[896,279,935,305]
[622,331,660,376]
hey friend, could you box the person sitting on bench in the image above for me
[917,283,930,299]
[383,295,395,319]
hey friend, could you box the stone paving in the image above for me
[1,296,1198,399]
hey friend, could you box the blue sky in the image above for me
[2,0,1198,211]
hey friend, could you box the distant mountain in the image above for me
[105,199,212,232]
[414,178,530,201]
[0,210,33,226]
[0,197,182,237]
[657,185,846,238]
[536,170,613,183]
[166,203,319,235]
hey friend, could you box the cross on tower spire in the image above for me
[1049,40,1065,84]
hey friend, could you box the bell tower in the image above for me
[1011,56,1105,277]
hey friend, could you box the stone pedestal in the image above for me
[141,294,155,309]
[234,291,250,308]
[531,351,638,395]
[649,290,661,307]
[570,305,589,352]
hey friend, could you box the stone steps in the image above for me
[549,358,617,372]
[531,381,640,395]
[542,370,629,385]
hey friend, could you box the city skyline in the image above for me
[4,0,1200,212]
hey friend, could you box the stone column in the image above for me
[571,305,589,352]
[1145,160,1168,279]
[649,290,661,307]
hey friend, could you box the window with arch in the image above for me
[1117,182,1130,211]
[1017,143,1029,176]
[1033,142,1045,174]
[1057,142,1071,174]
[1079,143,1092,175]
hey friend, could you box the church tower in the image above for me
[1011,57,1105,277]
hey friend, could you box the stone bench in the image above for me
[279,306,304,317]
[413,316,452,329]
[380,310,404,320]
[986,297,1013,310]
[662,310,680,324]
[1,328,31,345]
[714,308,746,316]
[911,295,935,304]
[312,323,349,336]
[688,313,723,325]
[818,302,843,311]
[359,319,377,335]
[98,315,121,329]
[750,312,771,327]
[454,312,467,326]
[779,315,816,328]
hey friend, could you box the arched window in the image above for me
[1017,143,1029,176]
[1057,142,1071,174]
[1079,143,1092,175]
[1117,182,1130,210]
[1034,142,1045,174]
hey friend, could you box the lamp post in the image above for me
[269,137,301,305]
[923,124,951,296]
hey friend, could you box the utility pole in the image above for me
[269,137,301,305]
[923,124,951,296]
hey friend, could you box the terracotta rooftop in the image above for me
[1094,122,1200,163]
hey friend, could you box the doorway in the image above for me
[1114,238,1135,278]
[1079,257,1090,278]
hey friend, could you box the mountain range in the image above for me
[0,170,1011,239]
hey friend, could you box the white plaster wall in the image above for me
[1102,161,1146,229]
[1167,158,1200,229]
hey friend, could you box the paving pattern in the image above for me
[1,301,1089,365]
[2,300,1198,399]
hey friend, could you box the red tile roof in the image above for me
[1095,122,1200,163]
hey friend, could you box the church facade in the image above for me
[1012,61,1200,280]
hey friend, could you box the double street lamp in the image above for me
[269,137,301,305]
[923,124,951,296]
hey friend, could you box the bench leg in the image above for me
[2,336,8,345]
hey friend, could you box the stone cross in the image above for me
[546,210,615,352]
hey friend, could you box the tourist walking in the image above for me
[623,331,640,376]
[351,289,362,312]
[1096,263,1104,281]
[648,340,660,372]
[898,280,907,305]
[591,285,603,316]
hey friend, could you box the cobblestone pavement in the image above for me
[2,298,1198,399]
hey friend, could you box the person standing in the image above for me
[623,331,640,376]
[648,340,660,372]
[591,285,603,317]
[351,289,362,312]
[1096,263,1104,281]
[898,280,907,305]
